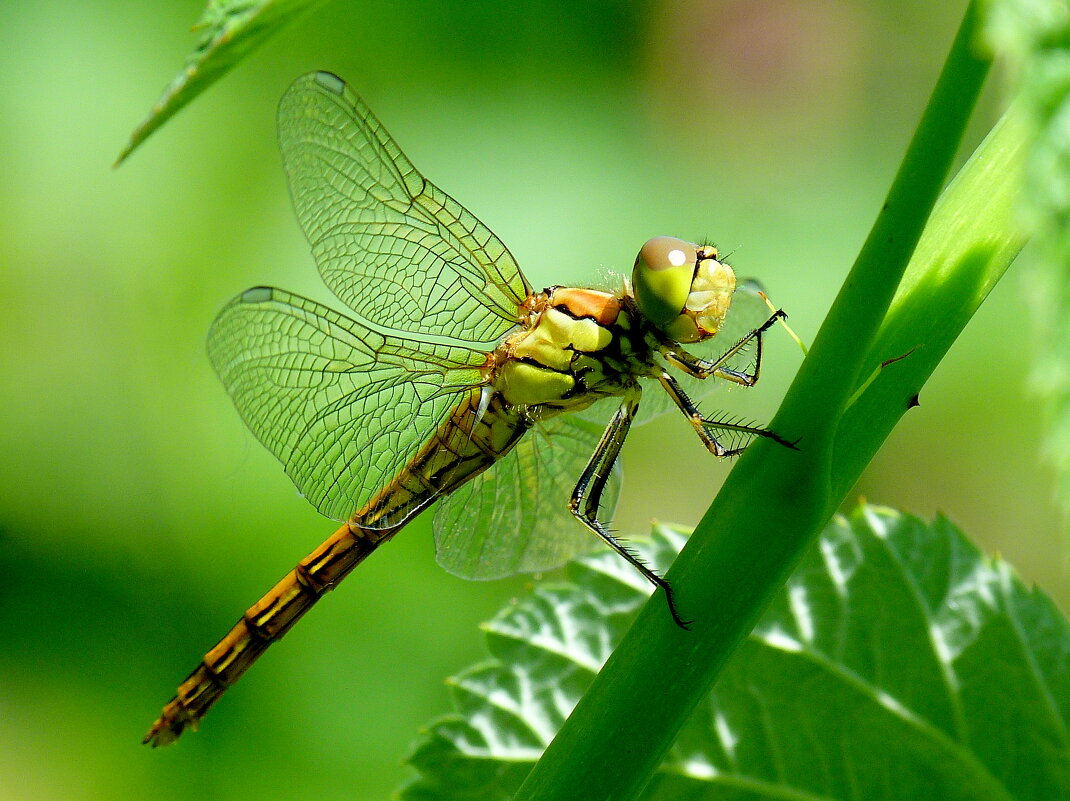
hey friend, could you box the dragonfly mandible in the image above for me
[144,71,792,746]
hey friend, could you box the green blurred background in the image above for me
[1,1,1065,799]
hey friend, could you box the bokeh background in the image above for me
[1,1,1065,799]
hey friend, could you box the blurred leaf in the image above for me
[400,504,1070,800]
[115,0,326,166]
[982,0,1070,524]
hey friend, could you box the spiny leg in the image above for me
[666,309,786,386]
[658,371,798,456]
[568,390,691,629]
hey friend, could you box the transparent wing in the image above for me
[207,287,484,524]
[578,279,778,427]
[432,407,622,580]
[277,71,532,345]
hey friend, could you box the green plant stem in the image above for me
[832,106,1028,498]
[513,3,1007,800]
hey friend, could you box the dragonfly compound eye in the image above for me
[631,236,698,329]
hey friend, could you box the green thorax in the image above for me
[491,286,658,412]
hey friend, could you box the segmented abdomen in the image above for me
[144,388,527,746]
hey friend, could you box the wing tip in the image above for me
[312,71,346,96]
[239,286,275,304]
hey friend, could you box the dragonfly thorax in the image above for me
[491,286,657,413]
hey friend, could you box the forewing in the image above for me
[432,412,621,580]
[277,71,532,345]
[207,287,484,524]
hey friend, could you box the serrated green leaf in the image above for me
[115,0,326,166]
[400,505,1070,800]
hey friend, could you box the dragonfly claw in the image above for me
[661,582,693,631]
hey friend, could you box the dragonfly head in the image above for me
[631,236,736,343]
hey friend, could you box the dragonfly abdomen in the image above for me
[144,521,389,746]
[353,388,529,531]
[145,390,528,746]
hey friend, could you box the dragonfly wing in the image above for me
[633,279,779,425]
[207,287,484,524]
[278,71,532,345]
[432,412,621,580]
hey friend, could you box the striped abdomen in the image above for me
[144,389,527,746]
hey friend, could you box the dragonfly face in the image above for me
[144,69,791,746]
[631,236,736,345]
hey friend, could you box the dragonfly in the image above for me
[143,70,791,747]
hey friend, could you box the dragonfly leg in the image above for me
[666,309,786,386]
[568,391,692,629]
[659,371,798,456]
